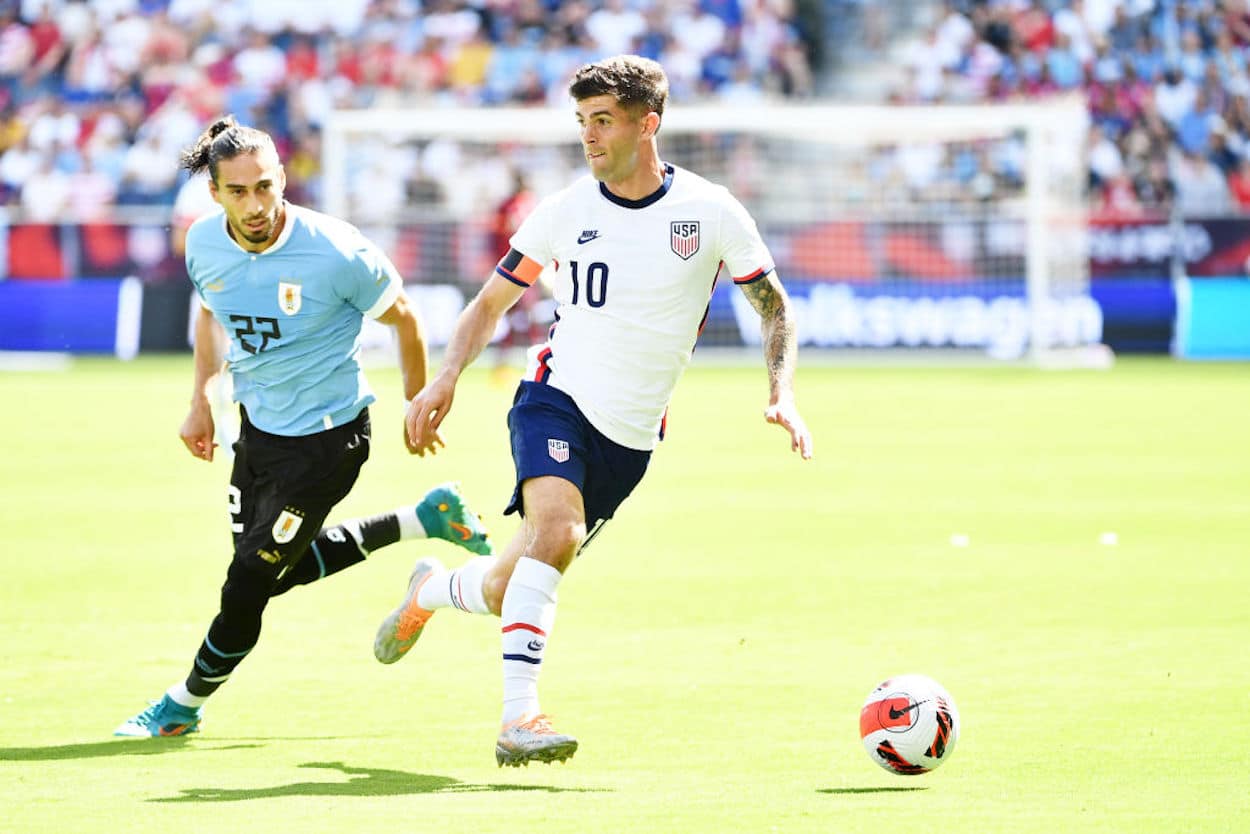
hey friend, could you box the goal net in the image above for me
[323,99,1099,362]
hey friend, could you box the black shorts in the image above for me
[505,381,651,538]
[228,407,371,580]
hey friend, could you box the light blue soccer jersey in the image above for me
[186,203,402,436]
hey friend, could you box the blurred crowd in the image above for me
[0,0,820,221]
[10,0,1242,227]
[894,0,1250,216]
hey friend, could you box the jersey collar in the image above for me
[221,201,298,255]
[598,163,674,209]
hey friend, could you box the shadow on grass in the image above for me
[818,786,929,794]
[0,738,262,761]
[150,761,609,802]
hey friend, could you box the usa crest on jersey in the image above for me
[278,281,302,315]
[670,221,700,260]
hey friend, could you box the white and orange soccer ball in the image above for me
[859,674,960,775]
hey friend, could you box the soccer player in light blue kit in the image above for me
[115,116,492,737]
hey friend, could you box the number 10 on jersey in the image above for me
[568,260,608,308]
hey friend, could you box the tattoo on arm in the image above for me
[739,274,798,399]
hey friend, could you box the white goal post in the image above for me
[323,98,1100,362]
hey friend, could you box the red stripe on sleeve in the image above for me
[733,266,771,285]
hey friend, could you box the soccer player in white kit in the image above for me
[376,55,813,767]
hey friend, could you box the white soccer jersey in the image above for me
[499,163,774,451]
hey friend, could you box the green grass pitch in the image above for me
[1,354,1247,833]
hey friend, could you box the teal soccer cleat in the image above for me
[416,482,493,555]
[113,695,203,738]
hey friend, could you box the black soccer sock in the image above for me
[269,514,401,596]
[347,513,402,551]
[185,562,271,697]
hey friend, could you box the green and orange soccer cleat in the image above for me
[417,482,493,555]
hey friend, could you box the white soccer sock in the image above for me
[167,680,209,709]
[395,505,428,539]
[417,556,494,615]
[500,556,562,725]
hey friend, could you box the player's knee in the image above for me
[530,517,585,568]
[219,560,274,625]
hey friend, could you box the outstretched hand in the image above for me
[404,377,454,457]
[765,398,813,460]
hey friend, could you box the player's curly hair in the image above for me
[179,115,277,182]
[569,55,669,127]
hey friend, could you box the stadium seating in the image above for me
[0,0,820,221]
[890,0,1250,217]
[5,0,1247,236]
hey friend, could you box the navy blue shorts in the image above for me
[505,381,651,538]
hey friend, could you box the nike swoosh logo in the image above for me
[448,521,473,541]
[888,699,928,720]
[577,231,600,244]
[159,724,190,736]
[526,639,545,652]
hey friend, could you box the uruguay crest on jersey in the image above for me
[278,281,302,315]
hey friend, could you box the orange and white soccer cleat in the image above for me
[373,557,442,664]
[495,714,578,767]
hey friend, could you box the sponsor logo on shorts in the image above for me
[548,438,569,463]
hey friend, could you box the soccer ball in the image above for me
[859,674,959,775]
